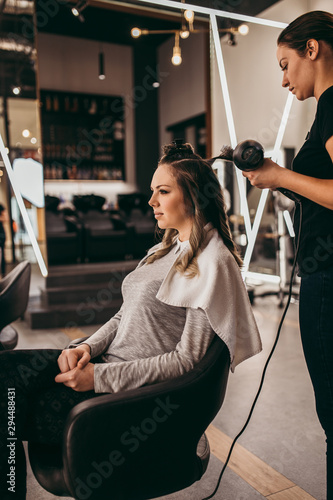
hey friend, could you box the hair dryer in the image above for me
[218,139,300,203]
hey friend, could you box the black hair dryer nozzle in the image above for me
[233,140,265,172]
[230,140,300,203]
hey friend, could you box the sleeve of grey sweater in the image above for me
[69,304,124,358]
[93,307,215,393]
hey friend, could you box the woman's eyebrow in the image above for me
[150,184,172,190]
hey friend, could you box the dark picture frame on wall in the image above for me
[40,90,126,181]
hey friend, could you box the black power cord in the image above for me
[202,202,303,500]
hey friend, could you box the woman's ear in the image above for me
[306,39,319,60]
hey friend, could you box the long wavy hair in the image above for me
[146,142,242,277]
[277,11,333,55]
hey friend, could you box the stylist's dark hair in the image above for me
[147,141,242,276]
[277,11,333,55]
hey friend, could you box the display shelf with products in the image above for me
[40,90,126,181]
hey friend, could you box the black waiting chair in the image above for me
[0,261,31,350]
[81,210,130,262]
[28,336,230,499]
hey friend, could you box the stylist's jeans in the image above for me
[300,265,333,500]
[0,349,102,500]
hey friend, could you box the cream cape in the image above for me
[142,225,262,372]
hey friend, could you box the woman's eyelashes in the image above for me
[150,189,169,195]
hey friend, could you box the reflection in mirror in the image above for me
[0,2,46,282]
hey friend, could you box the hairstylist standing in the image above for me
[242,11,333,499]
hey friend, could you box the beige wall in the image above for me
[158,32,206,148]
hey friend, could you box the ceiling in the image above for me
[0,0,281,99]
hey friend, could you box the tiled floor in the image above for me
[11,264,327,500]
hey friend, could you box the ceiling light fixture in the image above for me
[131,27,142,38]
[227,33,236,46]
[171,32,182,66]
[184,9,194,31]
[99,50,106,80]
[71,0,88,19]
[12,85,21,95]
[180,29,190,39]
[131,27,175,38]
[183,9,194,22]
[238,23,249,35]
[130,22,249,62]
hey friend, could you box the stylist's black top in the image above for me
[292,85,333,276]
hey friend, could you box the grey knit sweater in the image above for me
[72,239,215,393]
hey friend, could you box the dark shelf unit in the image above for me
[40,90,126,181]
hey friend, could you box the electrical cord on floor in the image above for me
[202,202,303,500]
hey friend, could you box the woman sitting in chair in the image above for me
[0,142,261,499]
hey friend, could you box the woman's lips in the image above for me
[154,213,163,218]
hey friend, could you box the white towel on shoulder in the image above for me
[143,224,262,371]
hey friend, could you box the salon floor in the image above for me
[13,264,325,500]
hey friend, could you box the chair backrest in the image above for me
[0,261,31,331]
[118,192,150,215]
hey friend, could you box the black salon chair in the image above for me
[118,193,157,258]
[0,260,31,350]
[45,195,83,265]
[28,336,230,499]
[73,194,131,262]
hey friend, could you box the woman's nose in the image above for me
[282,73,289,88]
[148,194,156,207]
